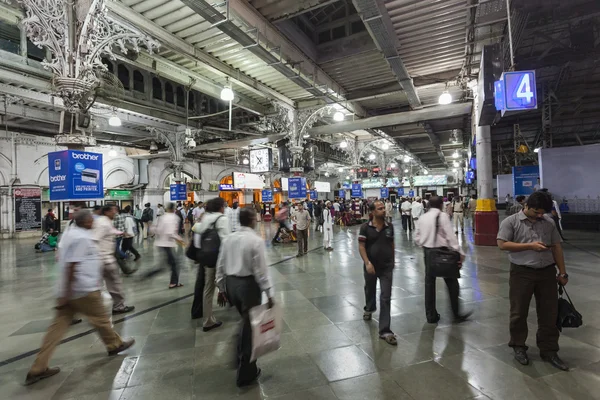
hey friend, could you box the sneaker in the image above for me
[108,338,136,356]
[24,367,61,386]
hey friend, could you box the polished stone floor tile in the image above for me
[1,219,599,399]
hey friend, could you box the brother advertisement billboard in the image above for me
[48,150,104,201]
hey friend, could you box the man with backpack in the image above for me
[140,203,154,239]
[190,197,230,330]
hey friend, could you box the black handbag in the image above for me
[557,285,582,331]
[428,214,461,279]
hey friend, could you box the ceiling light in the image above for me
[534,147,541,153]
[390,163,396,168]
[242,157,249,165]
[369,154,376,160]
[452,151,459,159]
[452,168,457,172]
[149,141,158,151]
[403,156,411,163]
[338,167,344,172]
[382,142,390,150]
[438,91,452,105]
[108,115,121,127]
[333,111,344,122]
[346,175,350,179]
[404,169,409,173]
[453,161,459,167]
[108,149,117,157]
[187,138,196,148]
[423,169,429,175]
[303,133,310,138]
[324,172,329,177]
[220,86,234,101]
[339,140,348,148]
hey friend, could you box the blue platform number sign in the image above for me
[380,187,389,199]
[494,80,505,111]
[170,183,187,201]
[505,71,537,110]
[261,189,273,202]
[338,190,345,198]
[512,166,540,196]
[398,188,404,196]
[351,183,362,198]
[309,190,317,200]
[48,150,104,201]
[408,190,415,198]
[288,177,307,199]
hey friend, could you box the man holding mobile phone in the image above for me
[497,191,569,371]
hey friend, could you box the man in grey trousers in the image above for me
[358,200,397,346]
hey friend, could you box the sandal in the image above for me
[169,283,184,289]
[381,335,398,346]
[363,312,372,321]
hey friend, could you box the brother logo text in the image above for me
[50,175,67,182]
[71,153,99,161]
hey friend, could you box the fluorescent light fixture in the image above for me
[108,149,117,157]
[382,142,390,150]
[438,91,452,105]
[339,140,348,148]
[404,169,409,173]
[534,147,541,153]
[333,111,345,122]
[242,157,249,165]
[108,115,121,127]
[220,86,234,101]
[369,154,376,160]
[452,151,459,158]
[390,163,396,168]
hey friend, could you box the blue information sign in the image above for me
[219,184,236,191]
[170,183,187,201]
[288,177,307,199]
[48,150,104,201]
[408,190,415,198]
[309,190,317,200]
[262,189,273,202]
[338,190,345,198]
[398,188,404,196]
[351,183,362,198]
[380,187,389,199]
[495,70,537,112]
[513,166,539,196]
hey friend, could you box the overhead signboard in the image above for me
[351,183,362,198]
[513,166,539,196]
[249,148,272,173]
[14,187,42,231]
[170,183,187,201]
[262,189,273,202]
[288,177,307,199]
[309,190,317,200]
[281,177,288,191]
[107,190,132,200]
[380,187,389,199]
[409,190,415,197]
[341,181,351,189]
[386,177,401,187]
[413,175,448,186]
[338,190,345,198]
[314,181,331,193]
[398,188,405,196]
[361,178,384,189]
[48,150,104,201]
[219,184,237,191]
[233,172,264,189]
[495,70,537,114]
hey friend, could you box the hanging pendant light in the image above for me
[438,91,452,105]
[333,111,344,122]
[108,114,121,127]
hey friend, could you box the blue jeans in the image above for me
[115,237,127,259]
[40,243,55,252]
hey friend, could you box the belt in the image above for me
[511,263,556,270]
[454,211,463,213]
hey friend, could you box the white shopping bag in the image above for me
[249,303,282,362]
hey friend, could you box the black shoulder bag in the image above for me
[556,285,583,331]
[428,213,461,279]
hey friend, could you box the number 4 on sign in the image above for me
[516,74,534,103]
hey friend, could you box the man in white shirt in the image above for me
[414,197,471,324]
[400,198,413,232]
[95,205,135,314]
[216,207,273,388]
[452,196,465,234]
[25,210,134,386]
[151,203,185,289]
[411,197,424,227]
[333,201,341,213]
[385,199,393,223]
[228,202,241,232]
[322,201,334,250]
[292,202,311,256]
[192,201,205,222]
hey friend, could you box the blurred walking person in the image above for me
[141,203,154,239]
[122,206,141,262]
[152,203,185,288]
[95,205,135,314]
[25,210,135,386]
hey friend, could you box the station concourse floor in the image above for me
[1,215,600,400]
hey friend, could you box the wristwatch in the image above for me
[558,273,569,279]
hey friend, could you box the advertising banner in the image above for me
[48,150,103,201]
[288,177,307,199]
[351,183,362,198]
[170,183,187,201]
[380,187,389,199]
[398,188,405,196]
[386,177,401,187]
[361,178,384,189]
[314,181,331,192]
[409,190,415,197]
[309,190,317,200]
[338,190,345,198]
[413,175,448,186]
[14,187,42,231]
[262,189,273,202]
[233,172,265,189]
[513,165,540,196]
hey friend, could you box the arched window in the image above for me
[117,64,130,90]
[176,86,185,107]
[152,77,162,100]
[133,70,144,93]
[165,82,174,104]
[188,92,195,112]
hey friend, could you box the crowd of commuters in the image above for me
[26,185,572,387]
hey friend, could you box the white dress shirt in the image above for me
[411,202,424,219]
[93,216,117,257]
[57,226,102,299]
[401,201,412,215]
[322,208,333,228]
[216,226,273,296]
[414,208,464,255]
[154,213,182,247]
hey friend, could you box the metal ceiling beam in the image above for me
[187,133,286,152]
[106,1,295,108]
[351,0,421,109]
[423,122,448,168]
[308,102,472,135]
[317,32,378,64]
[269,0,341,22]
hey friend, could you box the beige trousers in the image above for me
[103,257,125,309]
[30,291,123,375]
[203,267,217,327]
